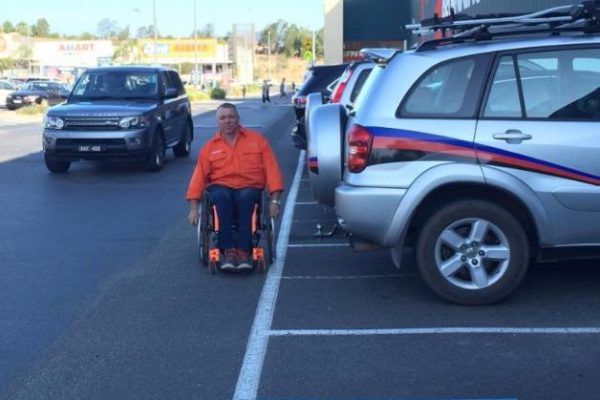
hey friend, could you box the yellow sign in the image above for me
[139,39,217,58]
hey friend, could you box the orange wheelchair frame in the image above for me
[196,192,276,274]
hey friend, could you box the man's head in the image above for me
[216,103,240,137]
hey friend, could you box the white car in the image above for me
[0,80,17,107]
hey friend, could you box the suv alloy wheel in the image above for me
[146,131,165,172]
[415,200,529,305]
[173,122,192,157]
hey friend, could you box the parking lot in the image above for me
[1,101,600,400]
[236,151,600,399]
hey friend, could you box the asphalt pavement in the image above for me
[1,98,600,400]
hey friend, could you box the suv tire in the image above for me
[173,122,192,157]
[415,199,529,305]
[44,154,71,173]
[145,131,165,172]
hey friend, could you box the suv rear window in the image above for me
[399,57,485,118]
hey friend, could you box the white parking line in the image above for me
[287,243,348,248]
[268,327,600,336]
[233,150,305,400]
[281,274,417,280]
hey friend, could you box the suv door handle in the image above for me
[493,129,532,144]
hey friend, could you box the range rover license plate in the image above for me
[78,145,103,152]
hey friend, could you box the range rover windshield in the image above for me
[70,71,159,101]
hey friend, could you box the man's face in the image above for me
[216,107,239,136]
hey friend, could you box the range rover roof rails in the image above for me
[407,0,600,51]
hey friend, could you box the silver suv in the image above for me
[310,2,600,304]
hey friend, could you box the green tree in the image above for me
[13,44,32,69]
[14,21,29,36]
[283,24,303,57]
[259,20,289,54]
[113,39,136,63]
[315,29,324,57]
[3,21,14,33]
[136,25,159,39]
[31,18,50,37]
[0,58,13,74]
[191,23,213,38]
[80,32,97,40]
[117,26,130,41]
[97,18,118,39]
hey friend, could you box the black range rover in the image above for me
[42,66,193,173]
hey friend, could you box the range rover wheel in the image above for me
[173,122,192,157]
[415,199,529,305]
[145,132,165,172]
[44,154,71,173]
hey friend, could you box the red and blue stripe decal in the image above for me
[367,126,600,186]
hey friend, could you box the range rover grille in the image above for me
[63,117,122,130]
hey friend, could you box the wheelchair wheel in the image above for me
[197,201,209,267]
[264,215,276,267]
[257,259,266,273]
[208,260,218,275]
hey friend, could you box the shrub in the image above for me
[16,104,47,115]
[210,87,226,100]
[185,87,211,101]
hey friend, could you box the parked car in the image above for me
[306,58,379,200]
[309,2,600,305]
[290,63,347,149]
[42,66,193,173]
[5,81,70,110]
[0,80,17,107]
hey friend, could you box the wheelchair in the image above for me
[196,190,276,274]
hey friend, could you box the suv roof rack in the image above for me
[407,0,600,51]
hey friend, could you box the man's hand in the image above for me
[269,202,280,219]
[188,200,200,225]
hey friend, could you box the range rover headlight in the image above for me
[44,116,64,129]
[119,116,150,129]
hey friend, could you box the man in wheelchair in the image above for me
[186,103,283,271]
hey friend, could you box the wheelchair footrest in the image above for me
[253,247,264,261]
[209,248,220,262]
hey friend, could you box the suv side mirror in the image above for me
[164,88,178,98]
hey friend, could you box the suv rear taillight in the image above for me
[330,69,352,103]
[347,124,373,173]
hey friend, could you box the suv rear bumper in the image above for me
[335,184,406,246]
[43,128,151,161]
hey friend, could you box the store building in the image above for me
[325,0,578,63]
[136,38,233,86]
[34,40,114,82]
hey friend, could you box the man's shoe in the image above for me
[236,249,253,271]
[220,249,237,271]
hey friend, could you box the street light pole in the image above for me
[267,30,271,81]
[193,0,199,88]
[153,0,158,64]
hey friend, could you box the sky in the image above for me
[1,0,325,37]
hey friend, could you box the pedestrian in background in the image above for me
[279,78,286,98]
[262,80,271,103]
